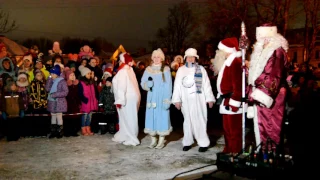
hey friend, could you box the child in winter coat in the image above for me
[45,65,69,138]
[16,71,30,113]
[78,66,98,136]
[64,69,81,137]
[28,69,49,137]
[99,76,117,134]
[0,79,24,141]
[29,69,48,113]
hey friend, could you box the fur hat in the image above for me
[17,72,28,81]
[218,37,242,57]
[49,65,61,76]
[79,66,91,76]
[184,48,199,60]
[151,48,165,61]
[174,55,184,64]
[256,23,277,40]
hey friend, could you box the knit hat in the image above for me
[218,37,242,57]
[64,69,73,81]
[256,23,277,40]
[151,48,165,61]
[79,66,91,76]
[184,48,199,60]
[49,65,61,76]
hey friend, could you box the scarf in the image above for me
[48,77,63,101]
[185,62,202,94]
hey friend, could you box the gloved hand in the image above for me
[230,105,239,112]
[147,81,154,88]
[174,102,181,110]
[163,103,171,110]
[115,104,122,109]
[20,110,25,118]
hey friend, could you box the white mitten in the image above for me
[147,81,154,88]
[247,106,254,119]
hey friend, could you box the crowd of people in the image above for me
[0,23,319,161]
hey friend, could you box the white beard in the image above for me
[212,50,227,76]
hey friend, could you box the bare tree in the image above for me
[302,0,320,63]
[0,9,17,33]
[150,1,197,54]
[251,0,292,36]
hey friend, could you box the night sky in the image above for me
[1,0,304,52]
[1,0,187,51]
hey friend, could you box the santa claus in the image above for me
[247,23,289,148]
[213,37,243,154]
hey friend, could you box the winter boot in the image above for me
[56,125,64,139]
[81,127,88,136]
[108,122,117,134]
[48,124,57,139]
[155,136,166,149]
[148,136,158,148]
[100,125,108,135]
[86,126,94,135]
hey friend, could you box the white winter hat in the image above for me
[184,48,199,60]
[79,66,91,76]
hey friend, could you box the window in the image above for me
[316,50,320,59]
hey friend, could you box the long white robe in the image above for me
[112,64,141,146]
[171,65,215,147]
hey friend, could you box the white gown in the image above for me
[112,64,141,146]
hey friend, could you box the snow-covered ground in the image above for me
[0,131,221,180]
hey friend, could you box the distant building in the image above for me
[286,28,320,67]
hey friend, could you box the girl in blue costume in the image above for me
[141,48,172,149]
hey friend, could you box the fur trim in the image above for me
[218,42,236,54]
[16,80,29,87]
[250,88,273,108]
[174,55,184,63]
[252,105,261,149]
[248,34,288,85]
[145,65,170,74]
[144,126,173,136]
[229,98,241,107]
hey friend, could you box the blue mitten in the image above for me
[20,110,25,118]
